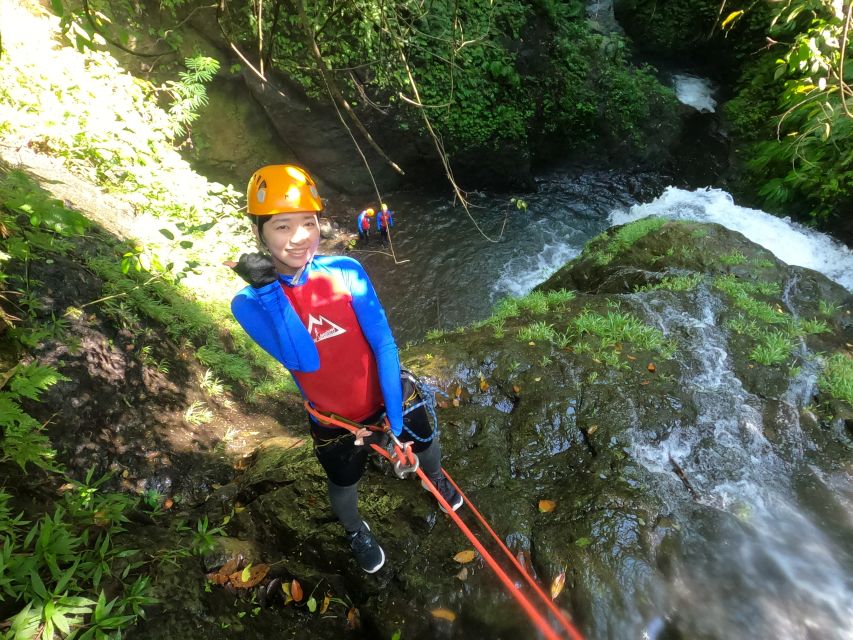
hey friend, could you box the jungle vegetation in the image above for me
[46,0,852,224]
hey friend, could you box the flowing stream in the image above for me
[629,289,853,639]
[366,177,853,343]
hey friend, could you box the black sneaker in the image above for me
[347,521,385,574]
[421,474,464,513]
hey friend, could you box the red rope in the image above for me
[303,403,585,640]
[441,469,585,640]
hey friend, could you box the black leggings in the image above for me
[309,373,434,487]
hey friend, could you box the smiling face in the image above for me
[255,212,320,275]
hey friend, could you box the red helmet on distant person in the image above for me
[247,165,322,216]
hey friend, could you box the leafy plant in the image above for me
[517,321,558,344]
[818,353,853,405]
[190,516,226,556]
[572,309,674,357]
[750,329,794,365]
[635,274,703,293]
[0,363,66,471]
[160,56,221,138]
[719,250,747,266]
[184,400,213,426]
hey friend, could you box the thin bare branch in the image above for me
[293,0,405,176]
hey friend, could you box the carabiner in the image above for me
[389,433,419,479]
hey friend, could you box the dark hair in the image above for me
[251,215,268,237]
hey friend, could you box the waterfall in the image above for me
[610,187,853,290]
[626,287,853,639]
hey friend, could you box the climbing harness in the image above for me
[303,401,586,640]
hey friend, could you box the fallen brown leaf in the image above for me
[291,579,303,602]
[456,567,468,581]
[453,549,477,564]
[431,608,457,622]
[512,384,521,394]
[206,572,230,585]
[550,570,566,600]
[647,363,656,373]
[538,499,557,513]
[228,564,269,589]
[347,607,360,630]
[320,593,331,614]
[219,557,240,576]
[586,425,598,435]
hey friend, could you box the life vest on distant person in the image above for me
[378,203,394,230]
[357,208,373,233]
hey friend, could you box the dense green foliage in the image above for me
[617,0,851,222]
[0,172,159,640]
[223,0,677,158]
[727,0,852,221]
[0,5,297,400]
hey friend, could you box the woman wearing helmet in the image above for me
[229,165,462,575]
[356,207,374,245]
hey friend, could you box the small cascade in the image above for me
[627,287,853,639]
[672,74,718,113]
[610,187,853,290]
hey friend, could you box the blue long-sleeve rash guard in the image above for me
[231,255,404,434]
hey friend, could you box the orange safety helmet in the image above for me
[246,165,323,216]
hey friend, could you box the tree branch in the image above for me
[292,0,404,175]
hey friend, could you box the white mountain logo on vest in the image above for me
[307,314,346,343]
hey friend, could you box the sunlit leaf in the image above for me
[512,384,521,394]
[575,537,592,548]
[431,608,457,622]
[241,565,251,583]
[538,499,557,513]
[479,378,489,392]
[453,549,477,564]
[587,425,598,435]
[307,596,317,613]
[454,386,462,397]
[456,567,468,581]
[320,593,331,614]
[721,10,743,29]
[550,570,566,600]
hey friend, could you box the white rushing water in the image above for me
[672,74,717,113]
[628,290,853,640]
[610,187,853,290]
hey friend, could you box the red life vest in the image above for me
[280,272,383,422]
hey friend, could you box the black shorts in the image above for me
[310,371,434,487]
